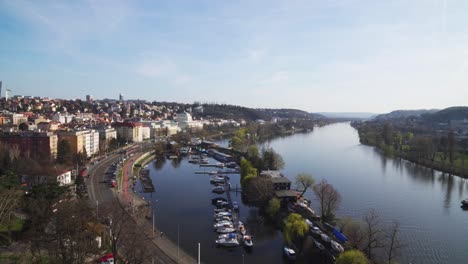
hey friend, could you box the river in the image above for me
[139,123,468,264]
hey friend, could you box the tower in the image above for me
[5,89,10,101]
[0,81,2,98]
[119,93,124,101]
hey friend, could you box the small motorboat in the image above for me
[212,186,225,193]
[243,235,253,247]
[218,233,237,240]
[213,208,230,213]
[312,238,325,251]
[215,237,239,247]
[216,227,236,233]
[283,246,296,260]
[310,226,322,237]
[214,211,232,217]
[330,240,344,253]
[320,233,331,244]
[214,216,232,222]
[239,225,246,236]
[214,222,233,229]
[461,199,468,207]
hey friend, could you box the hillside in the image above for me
[374,109,439,120]
[197,104,324,121]
[422,106,468,122]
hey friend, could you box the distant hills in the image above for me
[421,106,468,122]
[317,112,377,119]
[198,104,325,121]
[374,109,439,120]
[373,107,468,122]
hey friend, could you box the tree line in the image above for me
[353,122,468,177]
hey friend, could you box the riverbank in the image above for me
[118,150,197,264]
[351,121,468,178]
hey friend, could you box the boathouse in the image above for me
[260,170,297,203]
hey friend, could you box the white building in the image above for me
[56,171,72,186]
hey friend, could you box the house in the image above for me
[260,170,297,203]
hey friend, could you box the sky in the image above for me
[0,0,467,113]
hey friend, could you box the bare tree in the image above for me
[100,199,153,263]
[338,217,366,249]
[313,179,342,221]
[363,209,385,260]
[385,220,404,264]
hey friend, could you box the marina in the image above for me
[138,123,468,264]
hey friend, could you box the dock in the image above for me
[195,170,240,175]
[139,169,155,192]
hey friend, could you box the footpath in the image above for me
[118,151,198,264]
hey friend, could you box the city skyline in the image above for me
[1,0,468,113]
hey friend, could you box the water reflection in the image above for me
[170,157,182,168]
[153,158,166,170]
[244,208,279,242]
[438,173,454,208]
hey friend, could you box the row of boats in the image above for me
[208,172,253,249]
[212,205,253,248]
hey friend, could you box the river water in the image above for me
[139,123,468,264]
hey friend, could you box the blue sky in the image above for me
[1,0,467,113]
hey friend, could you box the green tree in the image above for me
[240,158,257,186]
[295,173,315,199]
[266,197,281,218]
[336,250,369,264]
[283,213,309,246]
[260,147,285,170]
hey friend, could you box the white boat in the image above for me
[243,235,253,247]
[214,216,232,222]
[215,238,239,247]
[214,211,231,217]
[218,233,237,240]
[320,233,331,244]
[213,208,230,213]
[330,240,344,253]
[216,227,236,233]
[212,186,225,193]
[283,246,296,260]
[214,221,233,229]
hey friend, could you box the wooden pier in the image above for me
[195,170,240,175]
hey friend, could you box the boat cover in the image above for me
[333,229,348,244]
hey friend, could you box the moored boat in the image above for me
[215,237,239,247]
[243,235,253,247]
[239,225,246,236]
[283,246,296,260]
[216,227,236,233]
[212,186,225,193]
[461,199,468,207]
[330,240,344,253]
[218,233,237,240]
[214,222,233,229]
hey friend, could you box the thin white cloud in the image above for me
[260,71,289,84]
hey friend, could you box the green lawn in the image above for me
[0,218,25,232]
